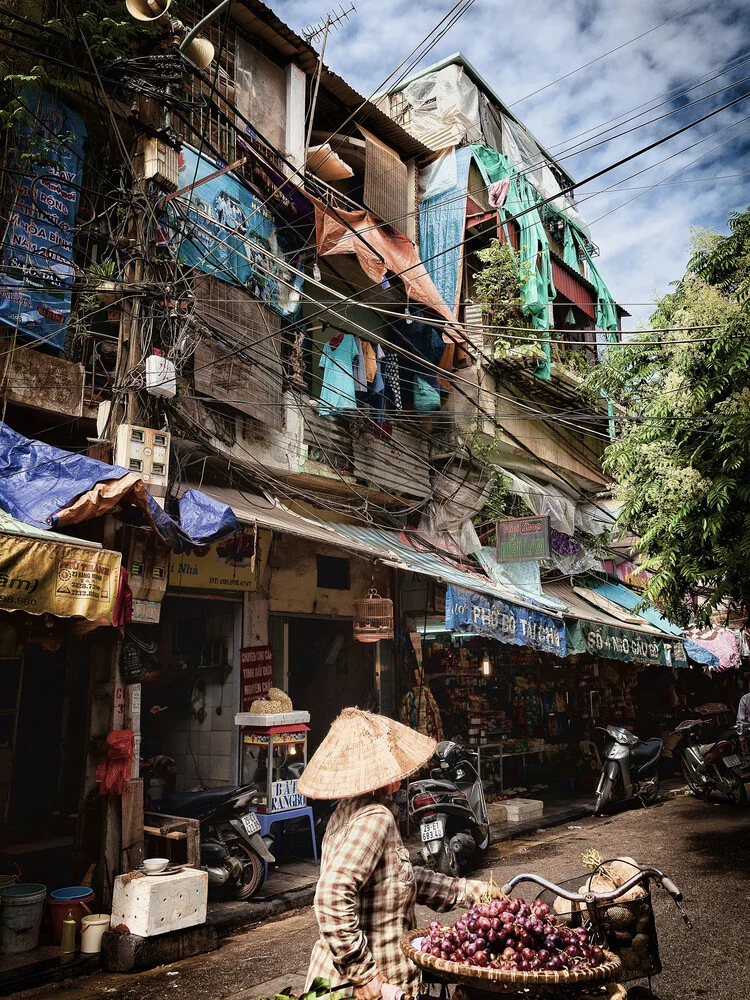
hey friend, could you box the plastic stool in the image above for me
[256,806,318,872]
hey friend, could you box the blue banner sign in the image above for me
[0,89,86,350]
[173,146,302,316]
[446,584,566,657]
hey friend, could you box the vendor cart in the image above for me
[401,863,689,1000]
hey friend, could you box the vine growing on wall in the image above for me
[472,239,545,361]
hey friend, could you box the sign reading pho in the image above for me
[496,516,550,563]
[446,585,566,657]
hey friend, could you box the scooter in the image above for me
[409,740,490,877]
[157,783,275,900]
[673,718,749,804]
[594,725,663,815]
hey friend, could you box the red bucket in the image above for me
[48,887,95,944]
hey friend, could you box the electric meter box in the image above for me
[115,424,170,502]
[135,136,179,191]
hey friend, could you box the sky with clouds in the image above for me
[276,0,750,327]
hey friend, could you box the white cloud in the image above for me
[276,0,750,326]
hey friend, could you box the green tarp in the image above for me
[566,619,689,668]
[472,143,555,380]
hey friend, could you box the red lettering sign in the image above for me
[240,645,274,712]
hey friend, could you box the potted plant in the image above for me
[85,259,121,305]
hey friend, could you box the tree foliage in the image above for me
[586,208,750,625]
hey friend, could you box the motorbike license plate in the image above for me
[241,812,261,836]
[421,819,444,842]
[723,755,741,768]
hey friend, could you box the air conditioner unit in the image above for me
[115,424,170,504]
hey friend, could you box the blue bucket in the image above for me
[49,886,92,903]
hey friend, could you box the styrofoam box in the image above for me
[111,869,207,937]
[234,711,310,727]
[503,798,544,823]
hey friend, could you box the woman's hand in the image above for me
[463,879,506,903]
[354,972,387,1000]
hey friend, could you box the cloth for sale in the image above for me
[400,684,443,742]
[319,334,359,416]
[684,628,741,672]
[0,423,237,553]
[312,199,462,336]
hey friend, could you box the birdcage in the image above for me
[353,588,394,642]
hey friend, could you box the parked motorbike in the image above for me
[157,783,275,900]
[594,725,663,815]
[673,718,749,804]
[409,740,490,876]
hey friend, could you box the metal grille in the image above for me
[181,1,237,162]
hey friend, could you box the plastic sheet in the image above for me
[402,64,481,147]
[96,730,134,796]
[0,423,237,552]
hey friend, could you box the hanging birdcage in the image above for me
[353,588,394,643]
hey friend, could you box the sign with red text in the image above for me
[496,516,550,563]
[240,645,274,712]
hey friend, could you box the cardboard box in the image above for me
[504,798,544,823]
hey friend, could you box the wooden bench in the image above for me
[143,811,200,869]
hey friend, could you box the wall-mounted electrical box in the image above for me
[122,525,170,624]
[136,136,179,191]
[115,424,170,505]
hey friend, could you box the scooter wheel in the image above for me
[226,840,265,900]
[594,775,614,815]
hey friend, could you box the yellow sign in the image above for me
[168,529,261,592]
[0,535,121,621]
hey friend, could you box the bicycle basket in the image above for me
[510,861,661,984]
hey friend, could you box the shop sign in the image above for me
[271,778,305,811]
[168,529,259,592]
[496,516,550,563]
[0,535,120,621]
[240,645,274,712]
[0,89,86,350]
[445,585,566,657]
[566,620,688,667]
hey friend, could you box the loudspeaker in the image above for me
[182,36,215,70]
[125,0,172,21]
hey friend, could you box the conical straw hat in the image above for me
[297,708,436,800]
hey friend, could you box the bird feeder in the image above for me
[353,588,394,642]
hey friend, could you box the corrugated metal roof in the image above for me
[190,484,560,615]
[230,1,430,161]
[542,579,670,638]
[0,509,101,548]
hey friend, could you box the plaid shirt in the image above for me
[306,794,485,991]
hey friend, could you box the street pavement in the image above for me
[17,792,749,1000]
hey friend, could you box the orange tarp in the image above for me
[313,201,465,344]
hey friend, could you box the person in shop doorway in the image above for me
[299,708,502,997]
[736,675,750,740]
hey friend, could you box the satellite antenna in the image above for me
[303,4,356,156]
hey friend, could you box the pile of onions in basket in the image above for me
[420,897,605,973]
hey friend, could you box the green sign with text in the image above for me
[496,516,550,563]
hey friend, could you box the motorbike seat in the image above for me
[631,738,664,769]
[161,784,254,818]
[699,742,717,756]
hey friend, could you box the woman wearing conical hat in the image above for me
[300,708,498,998]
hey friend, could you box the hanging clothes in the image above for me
[383,353,403,409]
[319,333,359,417]
[352,338,368,393]
[362,340,378,382]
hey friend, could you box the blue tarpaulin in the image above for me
[584,578,684,636]
[446,584,566,657]
[0,423,236,552]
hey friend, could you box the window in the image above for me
[316,555,350,590]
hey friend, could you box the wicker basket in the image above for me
[529,862,661,984]
[401,929,621,996]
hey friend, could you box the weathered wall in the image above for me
[268,535,389,616]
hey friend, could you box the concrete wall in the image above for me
[268,535,389,617]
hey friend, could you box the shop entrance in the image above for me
[280,616,376,751]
